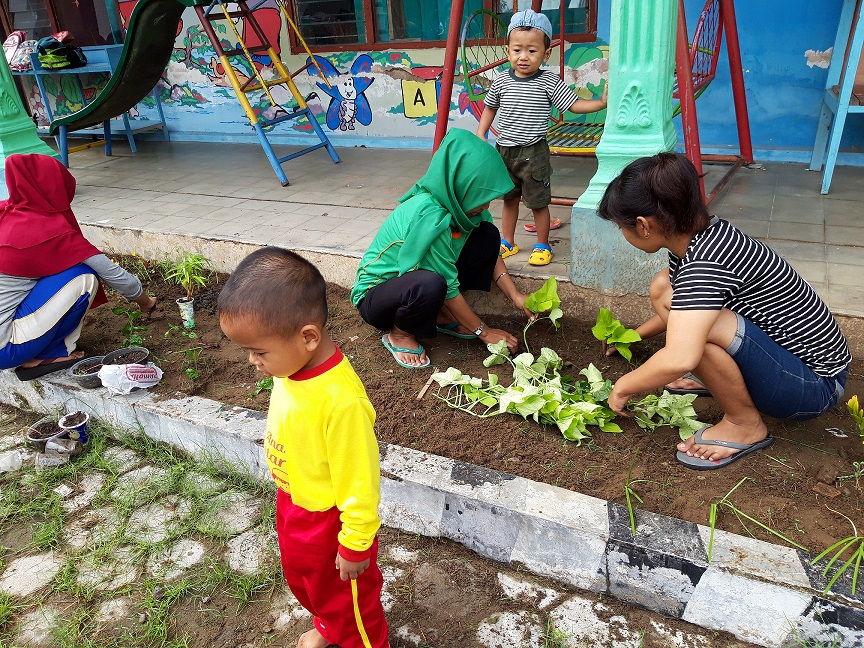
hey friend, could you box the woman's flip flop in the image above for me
[524,217,562,233]
[436,322,478,340]
[381,334,431,369]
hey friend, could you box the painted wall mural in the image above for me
[307,54,374,131]
[19,3,608,148]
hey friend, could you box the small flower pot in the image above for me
[67,356,105,389]
[103,346,150,366]
[176,297,195,329]
[25,416,65,451]
[58,411,90,445]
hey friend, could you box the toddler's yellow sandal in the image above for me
[528,243,553,266]
[500,238,519,259]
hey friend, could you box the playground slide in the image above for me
[48,0,202,136]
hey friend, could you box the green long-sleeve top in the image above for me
[350,198,492,306]
[350,128,514,307]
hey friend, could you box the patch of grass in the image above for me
[0,593,20,629]
[542,614,569,648]
[140,581,194,646]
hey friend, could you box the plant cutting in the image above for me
[112,304,148,347]
[629,391,707,440]
[433,353,621,445]
[174,345,204,382]
[624,450,655,537]
[165,252,210,329]
[707,477,808,562]
[249,376,273,398]
[811,507,864,595]
[522,277,563,354]
[591,307,641,361]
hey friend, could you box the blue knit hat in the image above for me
[507,9,553,40]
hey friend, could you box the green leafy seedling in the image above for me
[173,345,204,381]
[591,307,641,361]
[522,277,563,354]
[165,252,210,301]
[630,390,706,440]
[249,376,273,399]
[164,323,198,340]
[112,305,148,347]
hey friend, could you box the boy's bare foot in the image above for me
[18,351,85,369]
[297,628,329,648]
[676,417,769,461]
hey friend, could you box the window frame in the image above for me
[286,0,598,54]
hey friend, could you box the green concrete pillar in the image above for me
[570,0,678,295]
[0,54,57,198]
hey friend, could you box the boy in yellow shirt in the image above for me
[219,246,388,648]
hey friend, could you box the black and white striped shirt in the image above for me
[669,217,850,378]
[484,69,579,147]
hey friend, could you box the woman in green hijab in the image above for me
[351,129,533,368]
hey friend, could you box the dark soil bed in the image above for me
[76,257,864,560]
[73,360,102,375]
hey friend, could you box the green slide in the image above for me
[48,0,202,136]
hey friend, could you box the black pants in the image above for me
[357,221,500,339]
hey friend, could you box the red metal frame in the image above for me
[677,0,753,204]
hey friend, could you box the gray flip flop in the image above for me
[676,427,774,471]
[666,372,712,397]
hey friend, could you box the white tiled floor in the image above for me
[63,139,864,316]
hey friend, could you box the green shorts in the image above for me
[496,140,552,209]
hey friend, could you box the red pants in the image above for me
[275,489,389,648]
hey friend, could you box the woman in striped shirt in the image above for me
[597,153,850,470]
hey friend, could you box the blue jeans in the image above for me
[727,313,846,420]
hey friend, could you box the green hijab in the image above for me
[396,129,514,274]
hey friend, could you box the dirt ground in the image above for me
[75,257,864,560]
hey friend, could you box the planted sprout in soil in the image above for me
[73,361,102,375]
[28,421,60,439]
[76,255,864,557]
[105,350,148,365]
[60,412,87,427]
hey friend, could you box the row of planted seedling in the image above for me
[430,278,864,597]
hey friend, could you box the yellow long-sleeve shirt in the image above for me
[265,346,381,558]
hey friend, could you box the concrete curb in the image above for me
[2,372,863,647]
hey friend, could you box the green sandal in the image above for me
[381,334,431,369]
[436,322,478,340]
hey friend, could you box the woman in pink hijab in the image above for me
[0,154,156,380]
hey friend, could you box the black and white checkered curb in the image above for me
[2,371,862,648]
